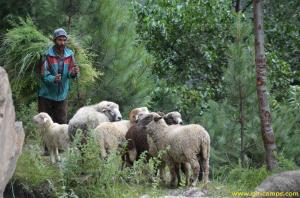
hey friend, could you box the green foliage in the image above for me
[0,0,32,35]
[201,14,262,167]
[226,165,269,191]
[15,102,39,141]
[14,147,59,188]
[0,18,51,103]
[271,85,300,165]
[201,100,263,167]
[58,132,162,197]
[217,154,297,191]
[76,0,155,114]
[264,0,300,86]
[0,18,98,105]
[266,51,293,101]
[148,80,210,122]
[134,0,233,97]
[11,128,163,197]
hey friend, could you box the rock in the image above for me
[140,194,151,198]
[255,170,300,193]
[160,187,206,198]
[0,67,25,198]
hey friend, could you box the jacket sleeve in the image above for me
[68,54,80,79]
[42,58,56,84]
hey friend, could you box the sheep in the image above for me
[125,111,184,164]
[124,111,189,184]
[139,112,210,189]
[68,101,122,141]
[94,107,149,159]
[163,111,183,125]
[32,112,69,163]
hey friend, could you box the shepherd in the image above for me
[37,28,79,154]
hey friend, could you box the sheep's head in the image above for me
[138,112,166,135]
[164,111,183,125]
[98,101,122,121]
[129,107,149,124]
[32,112,53,128]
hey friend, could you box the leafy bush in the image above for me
[271,85,300,165]
[148,80,210,123]
[15,102,39,142]
[226,165,269,191]
[14,147,59,188]
[58,131,162,197]
[213,153,297,191]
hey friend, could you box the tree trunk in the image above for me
[253,0,277,170]
[67,0,73,32]
[235,0,241,12]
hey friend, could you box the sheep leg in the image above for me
[201,144,210,190]
[128,148,137,163]
[159,161,166,184]
[50,149,56,163]
[55,147,61,162]
[202,157,209,190]
[201,141,210,190]
[169,162,178,188]
[190,159,200,187]
[175,163,181,186]
[182,162,190,186]
[99,138,107,159]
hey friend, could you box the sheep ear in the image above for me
[157,111,165,116]
[102,107,109,112]
[141,107,149,112]
[154,116,163,122]
[43,117,48,123]
[139,114,153,126]
[134,114,139,121]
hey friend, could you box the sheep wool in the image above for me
[68,100,122,139]
[32,112,69,163]
[140,112,210,189]
[94,107,149,158]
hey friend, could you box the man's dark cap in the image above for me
[53,28,68,40]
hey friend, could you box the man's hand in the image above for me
[55,74,61,82]
[71,66,80,77]
[72,66,80,74]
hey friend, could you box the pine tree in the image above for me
[224,13,258,166]
[76,0,155,114]
[201,14,263,167]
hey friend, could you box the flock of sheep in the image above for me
[32,100,211,189]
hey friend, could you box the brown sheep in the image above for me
[95,107,149,158]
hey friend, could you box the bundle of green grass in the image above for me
[0,18,99,103]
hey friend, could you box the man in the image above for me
[38,28,79,125]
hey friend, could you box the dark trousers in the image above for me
[38,97,68,124]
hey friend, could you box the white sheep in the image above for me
[32,112,69,163]
[139,112,210,189]
[94,107,149,158]
[68,100,122,140]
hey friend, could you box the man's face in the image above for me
[55,36,67,49]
